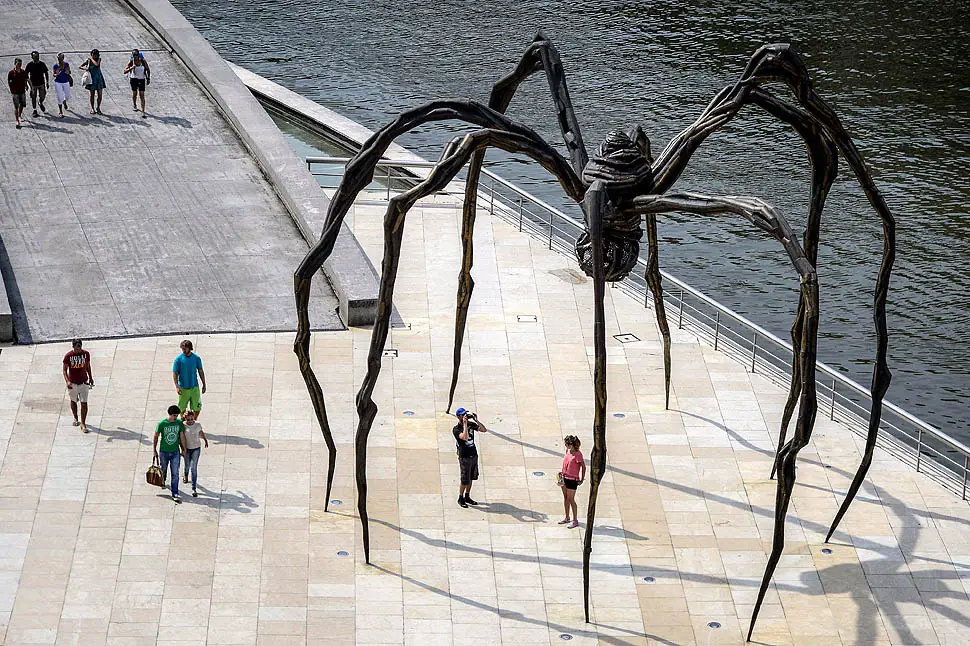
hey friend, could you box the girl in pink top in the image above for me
[558,435,586,528]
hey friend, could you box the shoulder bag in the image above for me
[146,456,165,487]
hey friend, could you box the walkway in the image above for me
[0,182,969,644]
[0,0,340,342]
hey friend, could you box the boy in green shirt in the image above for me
[154,405,187,503]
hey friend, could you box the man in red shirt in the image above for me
[63,339,94,432]
[7,58,28,129]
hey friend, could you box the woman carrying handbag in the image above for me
[79,48,106,114]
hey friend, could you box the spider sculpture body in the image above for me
[293,32,896,640]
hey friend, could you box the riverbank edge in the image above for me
[116,0,379,326]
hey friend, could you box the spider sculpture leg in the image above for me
[633,192,819,641]
[581,181,609,623]
[643,214,672,409]
[447,30,589,413]
[294,100,584,515]
[747,89,837,479]
[649,45,894,538]
[300,122,581,562]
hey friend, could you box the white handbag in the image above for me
[80,70,92,87]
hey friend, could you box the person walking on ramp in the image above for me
[173,340,206,419]
[453,408,487,508]
[63,339,94,432]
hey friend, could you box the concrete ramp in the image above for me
[0,0,341,342]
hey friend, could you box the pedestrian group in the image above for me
[67,338,588,522]
[8,48,151,128]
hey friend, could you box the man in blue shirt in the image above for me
[173,339,207,419]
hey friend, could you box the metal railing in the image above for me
[306,155,970,500]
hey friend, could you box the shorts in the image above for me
[178,386,202,412]
[129,78,145,92]
[68,383,90,403]
[563,477,580,491]
[458,454,479,486]
[12,92,26,111]
[54,81,71,104]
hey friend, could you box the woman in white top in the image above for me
[181,409,208,496]
[122,48,150,117]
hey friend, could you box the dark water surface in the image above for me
[173,0,970,433]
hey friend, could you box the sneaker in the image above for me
[173,494,181,504]
[182,475,189,484]
[463,495,478,506]
[133,105,138,111]
[192,489,198,498]
[567,520,579,529]
[33,110,38,117]
[457,495,468,508]
[558,517,571,525]
[39,102,46,113]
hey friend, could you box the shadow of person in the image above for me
[477,501,547,523]
[213,435,265,449]
[146,114,193,128]
[26,120,70,134]
[100,426,152,445]
[194,484,259,514]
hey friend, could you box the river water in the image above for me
[173,0,969,433]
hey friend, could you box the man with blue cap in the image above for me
[453,407,487,507]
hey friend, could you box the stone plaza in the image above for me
[2,0,970,645]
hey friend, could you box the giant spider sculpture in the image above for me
[293,32,895,640]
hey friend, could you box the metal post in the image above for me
[916,429,923,473]
[489,180,495,215]
[518,198,523,231]
[713,311,720,351]
[678,289,684,329]
[750,333,758,373]
[829,378,837,420]
[548,210,554,249]
[963,455,970,500]
[386,166,392,201]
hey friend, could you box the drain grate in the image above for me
[382,349,398,357]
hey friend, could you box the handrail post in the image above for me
[489,180,495,215]
[751,333,758,373]
[916,429,923,473]
[518,198,523,231]
[963,455,970,500]
[678,289,684,329]
[548,209,554,249]
[713,311,720,351]
[830,378,837,420]
[386,165,392,201]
